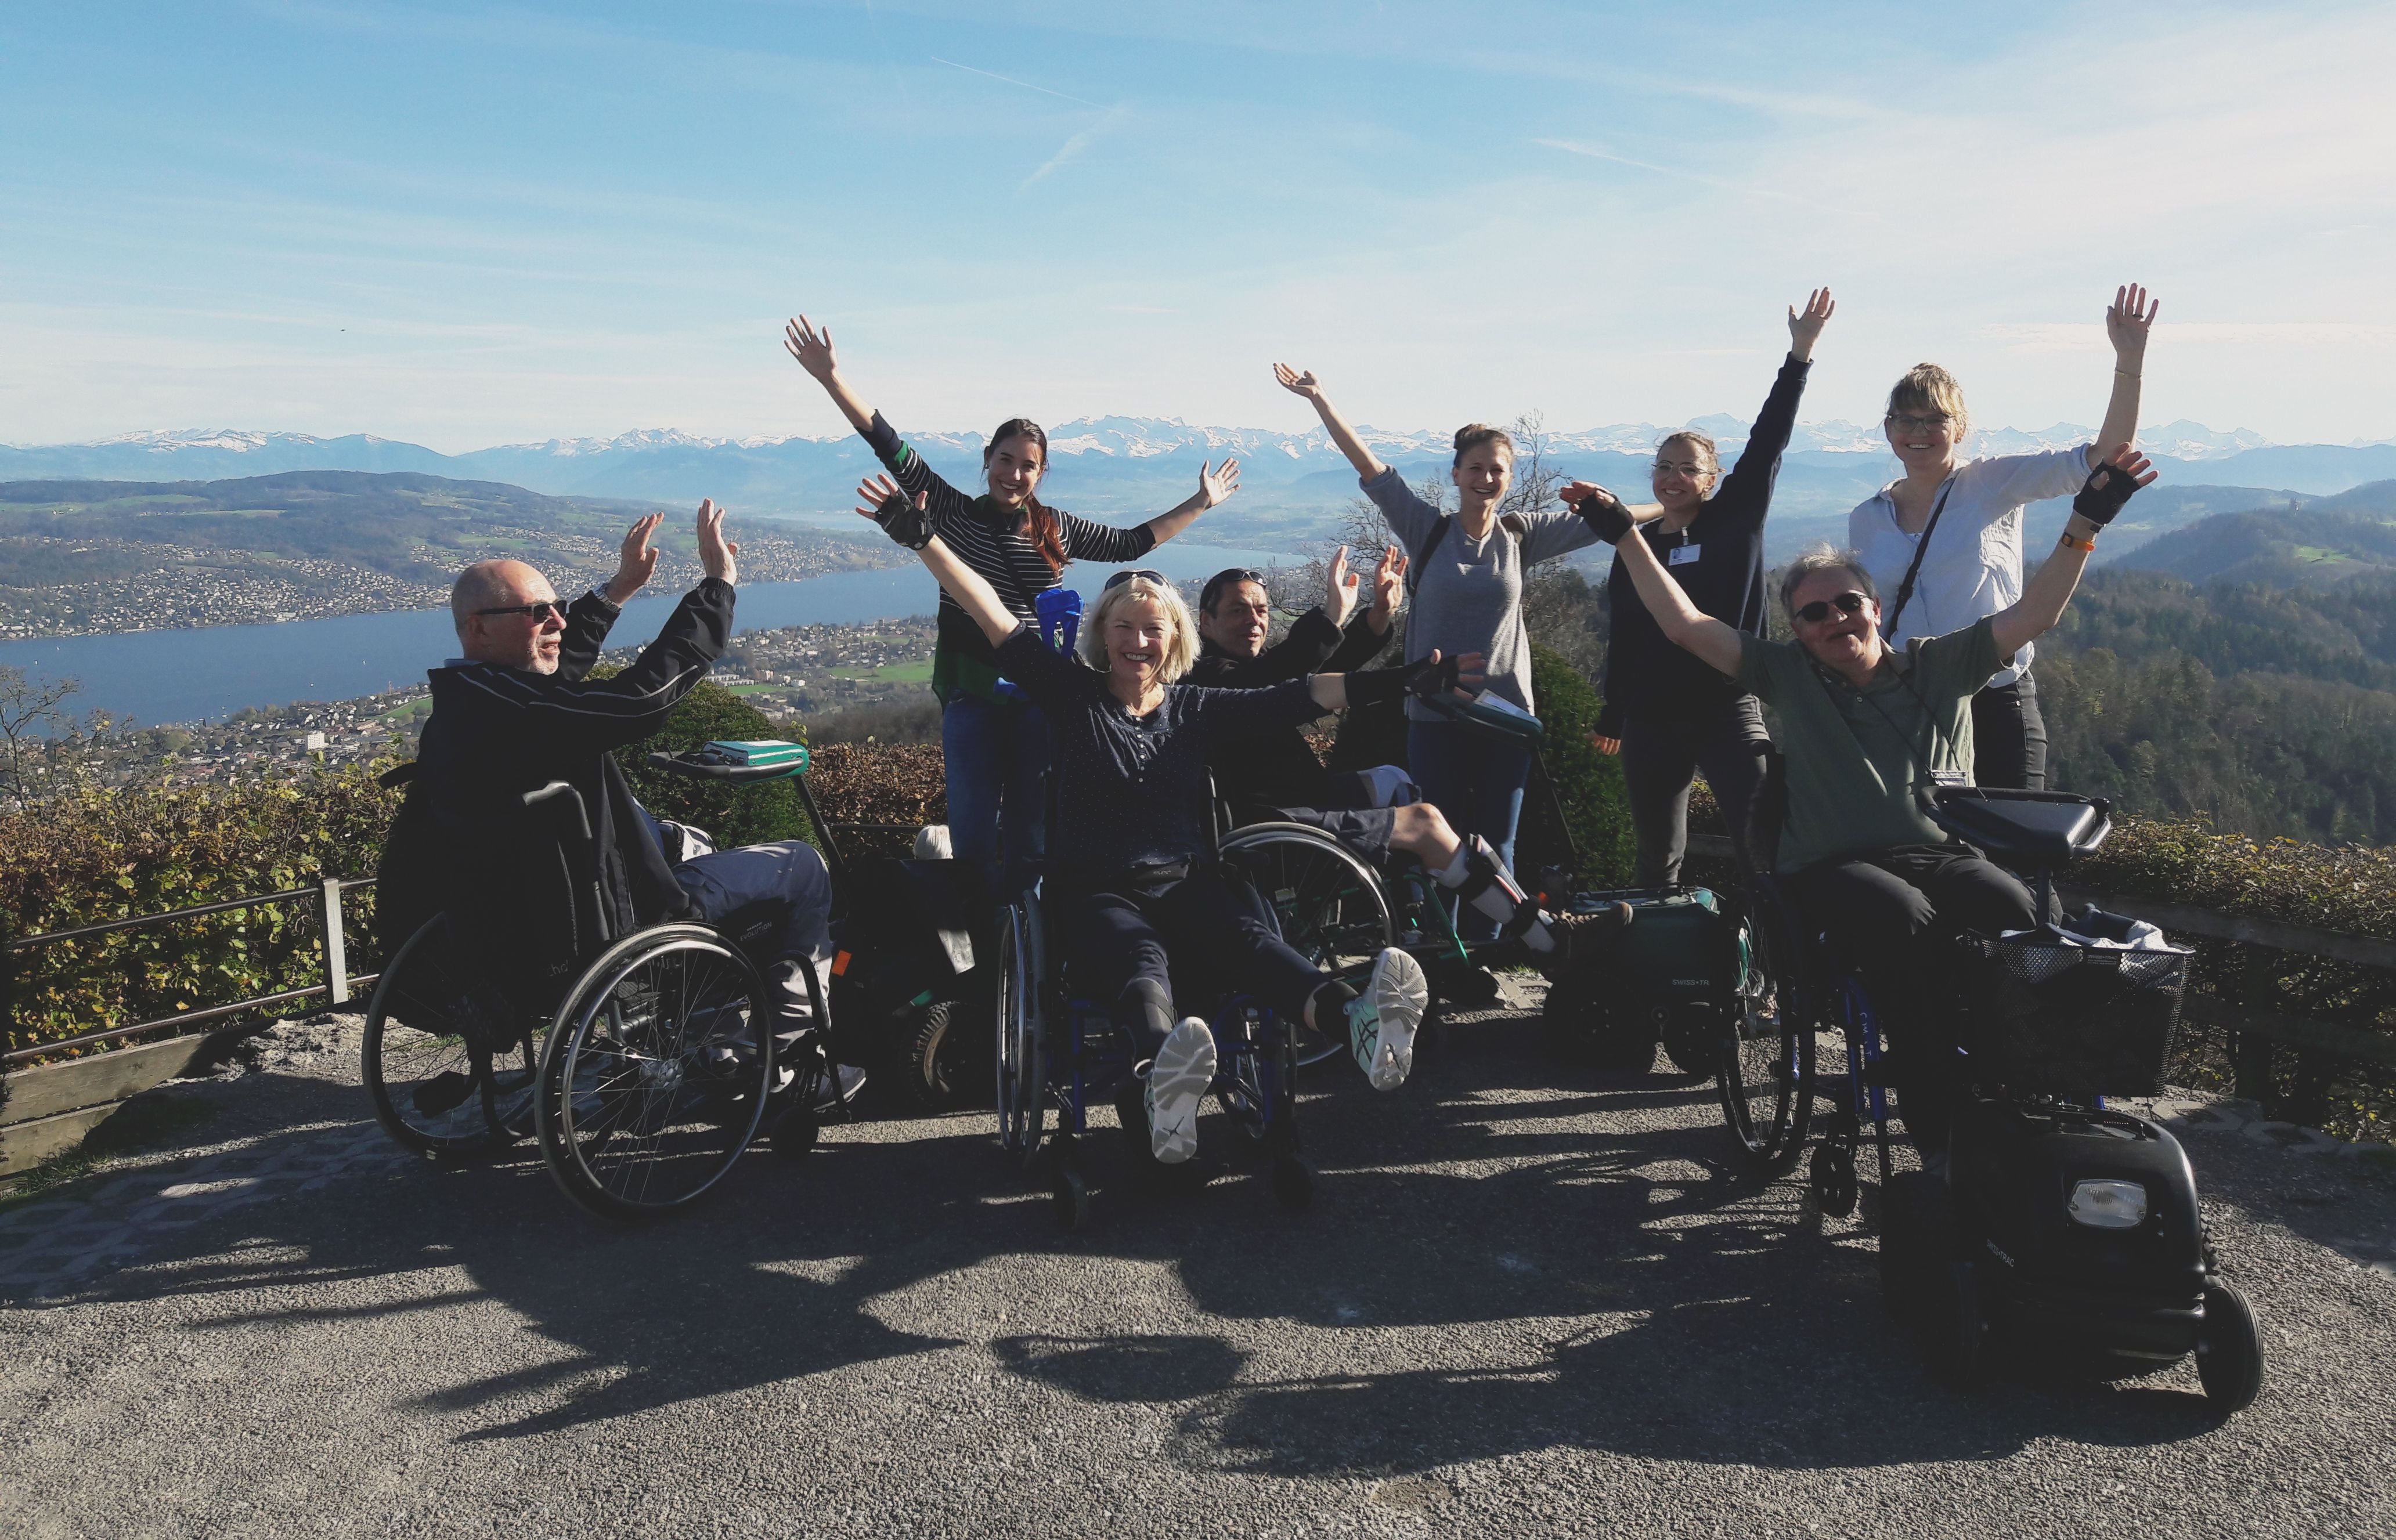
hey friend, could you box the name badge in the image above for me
[1668,544,1703,567]
[1930,769,1968,786]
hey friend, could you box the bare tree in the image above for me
[0,666,81,805]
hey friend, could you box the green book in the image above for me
[705,739,809,770]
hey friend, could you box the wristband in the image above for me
[2058,532,2096,553]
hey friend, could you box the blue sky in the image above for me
[3,1,2390,450]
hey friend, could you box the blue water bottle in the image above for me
[1036,587,1083,656]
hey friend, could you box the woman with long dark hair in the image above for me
[785,314,1238,876]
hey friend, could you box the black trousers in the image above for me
[1971,672,2047,791]
[1061,871,1325,1055]
[1786,844,2037,1150]
[1620,697,1771,885]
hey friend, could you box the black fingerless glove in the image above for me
[873,490,933,550]
[1571,489,1633,544]
[1342,654,1460,710]
[2072,463,2141,528]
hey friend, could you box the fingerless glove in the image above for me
[2072,463,2141,527]
[1572,489,1633,544]
[1343,653,1462,709]
[874,489,934,550]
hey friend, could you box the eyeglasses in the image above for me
[1652,460,1711,477]
[475,600,566,623]
[1793,591,1870,625]
[1103,568,1169,591]
[1885,412,1953,433]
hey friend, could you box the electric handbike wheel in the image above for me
[993,899,1048,1167]
[535,923,775,1221]
[1717,893,1816,1175]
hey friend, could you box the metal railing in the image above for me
[1,877,377,1068]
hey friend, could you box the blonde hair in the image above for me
[1081,577,1199,684]
[1887,363,1968,436]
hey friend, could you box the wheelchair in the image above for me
[1720,780,2265,1413]
[361,744,848,1223]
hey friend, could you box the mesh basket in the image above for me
[1959,930,2191,1097]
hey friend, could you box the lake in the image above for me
[0,543,1304,728]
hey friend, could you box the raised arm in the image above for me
[1304,650,1485,713]
[1274,364,1388,482]
[1141,457,1242,546]
[2095,284,2156,464]
[1993,446,2153,659]
[851,480,1020,646]
[784,314,878,435]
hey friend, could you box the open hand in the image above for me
[784,314,839,381]
[1453,650,1488,696]
[606,511,663,603]
[1788,287,1835,360]
[2106,284,2159,366]
[1272,363,1324,400]
[1325,545,1359,626]
[696,499,738,586]
[1198,457,1241,509]
[1371,545,1406,626]
[852,475,935,547]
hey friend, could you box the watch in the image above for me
[2058,532,2096,554]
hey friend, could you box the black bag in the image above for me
[1543,887,1741,1073]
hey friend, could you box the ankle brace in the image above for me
[1435,836,1551,945]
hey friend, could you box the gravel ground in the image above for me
[2,1001,2393,1540]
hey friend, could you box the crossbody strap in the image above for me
[1882,478,1955,639]
[1404,512,1454,598]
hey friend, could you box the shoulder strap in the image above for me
[1404,512,1453,598]
[1882,478,1955,638]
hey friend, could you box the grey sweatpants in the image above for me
[673,840,833,1031]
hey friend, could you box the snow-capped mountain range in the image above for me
[6,417,2387,519]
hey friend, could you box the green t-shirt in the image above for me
[1735,617,2001,872]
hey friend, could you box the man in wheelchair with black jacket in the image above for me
[378,500,864,1111]
[1568,445,2153,1150]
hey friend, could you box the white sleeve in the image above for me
[1968,445,2096,518]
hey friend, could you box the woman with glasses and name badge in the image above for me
[1589,290,1835,884]
[1847,285,2158,789]
[782,314,1240,882]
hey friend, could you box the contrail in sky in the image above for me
[929,56,1099,107]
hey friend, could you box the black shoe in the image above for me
[1537,902,1633,982]
[814,1062,868,1112]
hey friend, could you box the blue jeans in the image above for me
[1408,719,1533,941]
[942,690,1049,885]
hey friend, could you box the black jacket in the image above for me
[1600,354,1810,735]
[1191,606,1390,818]
[377,579,734,982]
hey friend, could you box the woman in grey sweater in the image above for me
[1273,365,1613,934]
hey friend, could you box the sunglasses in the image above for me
[475,600,566,623]
[1103,568,1169,591]
[1200,567,1268,608]
[1793,591,1870,626]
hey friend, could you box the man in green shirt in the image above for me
[1561,446,2152,1147]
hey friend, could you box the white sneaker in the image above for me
[1347,948,1429,1091]
[1143,1017,1217,1165]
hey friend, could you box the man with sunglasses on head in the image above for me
[380,500,863,1111]
[1564,446,2153,1150]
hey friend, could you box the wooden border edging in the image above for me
[2180,996,2396,1068]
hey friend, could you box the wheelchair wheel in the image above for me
[1221,823,1395,1067]
[535,923,775,1221]
[1717,894,1815,1176]
[993,900,1048,1166]
[362,913,539,1159]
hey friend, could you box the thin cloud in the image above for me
[1532,138,1809,207]
[929,55,1100,107]
[1022,104,1130,190]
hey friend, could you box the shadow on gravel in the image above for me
[15,1022,2229,1467]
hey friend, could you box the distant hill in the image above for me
[0,470,894,637]
[2102,482,2396,587]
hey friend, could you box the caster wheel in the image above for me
[1810,1141,1858,1218]
[1051,1161,1090,1231]
[1271,1155,1315,1214]
[2196,1281,2264,1415]
[903,999,976,1113]
[770,1103,818,1160]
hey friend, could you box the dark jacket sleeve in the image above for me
[1321,612,1392,673]
[1060,511,1158,563]
[861,411,977,533]
[447,578,734,754]
[1712,355,1812,532]
[1185,678,1327,738]
[555,590,620,684]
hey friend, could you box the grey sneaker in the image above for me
[1143,1017,1217,1164]
[1347,948,1430,1091]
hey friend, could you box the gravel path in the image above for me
[3,1003,2393,1539]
